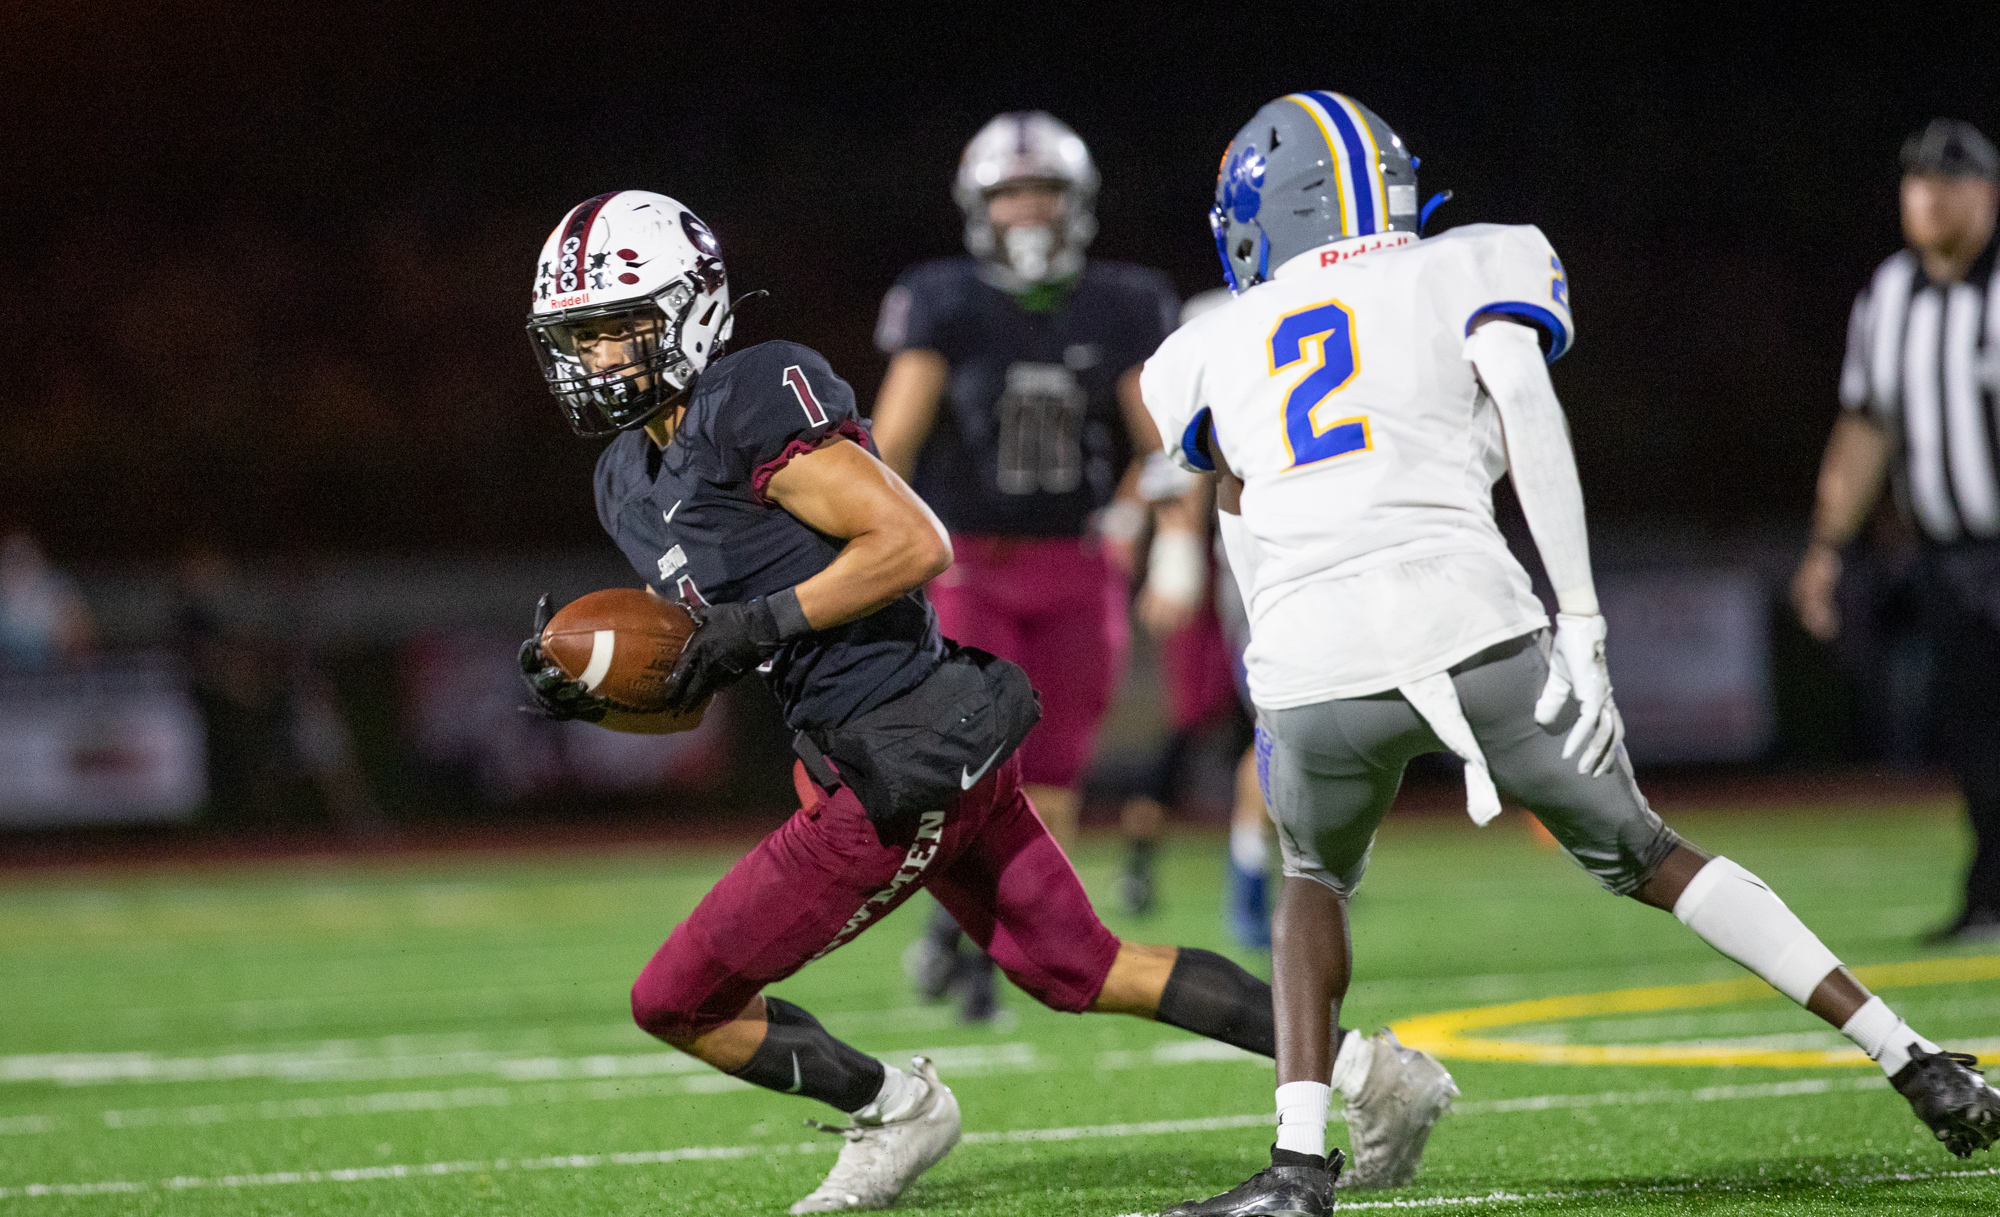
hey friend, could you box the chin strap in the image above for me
[640,288,770,439]
[1419,189,1454,234]
[713,288,769,350]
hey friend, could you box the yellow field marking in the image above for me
[1389,954,2000,1068]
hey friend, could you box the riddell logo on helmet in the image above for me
[551,293,592,309]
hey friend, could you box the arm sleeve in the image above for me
[715,344,870,499]
[1466,319,1598,617]
[1458,225,1577,362]
[1139,329,1216,473]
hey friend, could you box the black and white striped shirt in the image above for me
[1842,237,2000,544]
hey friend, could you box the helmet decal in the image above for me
[693,256,725,295]
[680,211,719,255]
[1221,145,1266,222]
[556,192,619,294]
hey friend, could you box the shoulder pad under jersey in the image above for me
[687,341,867,493]
[875,259,978,354]
[1428,223,1575,361]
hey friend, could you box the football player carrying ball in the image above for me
[515,190,1299,1214]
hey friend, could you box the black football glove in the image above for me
[660,589,812,716]
[518,593,611,723]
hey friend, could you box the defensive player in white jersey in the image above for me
[1141,92,2000,1216]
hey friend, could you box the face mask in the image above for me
[1003,224,1056,283]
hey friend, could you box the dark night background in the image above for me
[5,2,1996,562]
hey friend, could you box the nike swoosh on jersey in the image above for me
[961,743,1007,790]
[662,500,681,525]
[785,1051,803,1093]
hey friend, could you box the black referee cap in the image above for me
[1900,119,1999,182]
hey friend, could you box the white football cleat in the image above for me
[789,1056,961,1213]
[1337,1029,1458,1190]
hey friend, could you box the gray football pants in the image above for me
[1260,632,1680,897]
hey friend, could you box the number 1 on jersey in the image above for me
[1270,300,1369,469]
[783,364,829,426]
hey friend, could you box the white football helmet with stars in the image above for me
[527,190,734,437]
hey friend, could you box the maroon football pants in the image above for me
[630,754,1123,1041]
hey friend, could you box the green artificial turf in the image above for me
[4,800,1998,1214]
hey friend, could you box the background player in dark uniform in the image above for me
[872,113,1181,1016]
[517,190,1286,1214]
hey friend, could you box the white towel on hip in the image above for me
[1397,671,1503,826]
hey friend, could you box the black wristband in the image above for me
[766,585,812,642]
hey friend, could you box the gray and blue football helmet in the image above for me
[1211,92,1419,292]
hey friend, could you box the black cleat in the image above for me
[1160,1147,1344,1217]
[1891,1047,2000,1158]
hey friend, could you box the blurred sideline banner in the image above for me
[0,656,206,826]
[1600,569,1774,764]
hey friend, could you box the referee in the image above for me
[1793,118,2000,941]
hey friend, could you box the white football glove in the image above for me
[1534,613,1625,777]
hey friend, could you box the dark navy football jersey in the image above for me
[594,341,944,732]
[875,258,1179,536]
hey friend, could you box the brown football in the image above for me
[540,588,698,714]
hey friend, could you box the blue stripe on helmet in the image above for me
[1305,91,1375,235]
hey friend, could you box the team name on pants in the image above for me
[810,810,948,961]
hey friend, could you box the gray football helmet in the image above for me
[955,111,1099,287]
[1211,92,1418,292]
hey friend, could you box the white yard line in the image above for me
[0,1076,1954,1201]
[0,1039,1040,1089]
[0,1068,1901,1140]
[0,1046,1041,1135]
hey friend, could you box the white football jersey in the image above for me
[1142,223,1573,709]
